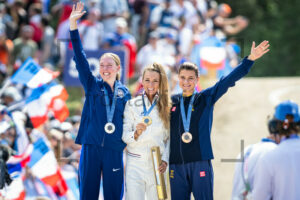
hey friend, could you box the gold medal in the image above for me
[143,116,152,126]
[181,132,193,143]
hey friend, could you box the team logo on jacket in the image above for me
[200,171,206,177]
[117,89,125,98]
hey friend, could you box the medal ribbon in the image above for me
[103,84,118,123]
[180,92,196,133]
[142,94,157,116]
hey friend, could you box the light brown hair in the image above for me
[100,53,121,80]
[142,63,172,129]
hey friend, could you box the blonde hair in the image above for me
[99,53,121,80]
[142,63,172,129]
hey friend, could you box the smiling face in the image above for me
[142,70,160,97]
[178,69,198,96]
[99,56,120,83]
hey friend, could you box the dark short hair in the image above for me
[178,62,199,77]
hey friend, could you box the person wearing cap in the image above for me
[69,2,131,200]
[169,40,270,200]
[136,31,162,74]
[231,117,279,200]
[102,17,137,79]
[1,86,22,106]
[252,100,300,200]
[99,0,129,34]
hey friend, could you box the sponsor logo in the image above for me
[113,168,121,172]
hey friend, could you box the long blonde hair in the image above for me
[99,53,121,80]
[142,63,172,129]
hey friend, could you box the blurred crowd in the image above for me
[0,0,249,86]
[0,0,249,199]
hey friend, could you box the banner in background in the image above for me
[64,48,128,87]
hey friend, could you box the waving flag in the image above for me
[0,175,25,200]
[25,82,69,128]
[61,170,80,200]
[27,138,68,196]
[7,145,33,175]
[190,37,226,75]
[11,58,59,88]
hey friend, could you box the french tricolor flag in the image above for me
[0,175,25,200]
[27,138,68,196]
[61,170,80,200]
[11,58,59,88]
[198,37,226,70]
[6,144,34,175]
[25,82,69,128]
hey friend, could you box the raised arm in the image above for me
[69,2,93,91]
[207,40,270,104]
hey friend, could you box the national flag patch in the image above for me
[200,171,206,177]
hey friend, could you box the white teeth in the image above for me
[103,73,110,76]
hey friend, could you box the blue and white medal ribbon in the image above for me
[103,84,118,134]
[180,93,196,143]
[142,94,157,126]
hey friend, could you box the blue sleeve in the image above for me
[205,57,254,105]
[124,89,132,103]
[70,29,94,91]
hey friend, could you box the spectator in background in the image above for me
[40,14,57,68]
[212,3,248,40]
[28,3,43,46]
[99,0,129,35]
[8,0,28,39]
[103,17,137,78]
[231,119,279,200]
[150,0,179,39]
[169,0,196,29]
[0,2,14,40]
[130,0,149,48]
[11,25,38,69]
[136,31,163,74]
[253,101,300,200]
[1,86,22,107]
[78,7,103,50]
[0,29,13,77]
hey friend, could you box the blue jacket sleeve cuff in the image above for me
[244,56,255,64]
[70,29,80,40]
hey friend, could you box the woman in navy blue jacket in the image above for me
[69,2,131,200]
[169,41,270,200]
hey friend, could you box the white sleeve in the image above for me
[122,101,137,144]
[252,156,273,200]
[150,6,162,25]
[231,153,245,200]
[161,129,170,164]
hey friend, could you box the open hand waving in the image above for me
[69,2,86,30]
[248,40,270,61]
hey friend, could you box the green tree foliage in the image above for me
[217,0,300,76]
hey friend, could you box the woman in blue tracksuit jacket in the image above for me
[69,2,131,200]
[169,40,270,200]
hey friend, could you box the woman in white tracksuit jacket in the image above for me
[123,63,172,200]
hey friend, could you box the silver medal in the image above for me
[104,122,115,134]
